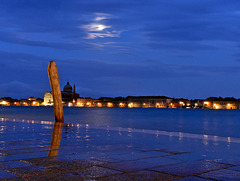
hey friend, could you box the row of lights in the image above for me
[204,102,234,109]
[0,101,40,106]
[62,101,191,108]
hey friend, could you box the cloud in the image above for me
[56,57,240,82]
[130,1,240,51]
[81,13,122,39]
[82,24,112,32]
[1,50,240,98]
[1,0,240,98]
[84,31,122,39]
[94,13,113,21]
[0,0,145,33]
[0,31,102,50]
[2,50,240,81]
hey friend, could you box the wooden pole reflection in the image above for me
[48,122,63,157]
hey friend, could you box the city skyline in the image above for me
[1,1,240,99]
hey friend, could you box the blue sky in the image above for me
[1,0,240,99]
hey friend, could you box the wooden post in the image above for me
[48,61,64,123]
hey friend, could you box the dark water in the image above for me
[1,106,240,138]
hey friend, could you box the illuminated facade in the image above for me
[0,100,10,106]
[126,96,172,108]
[75,98,94,107]
[44,81,80,106]
[44,92,53,106]
[203,97,239,109]
[167,99,190,108]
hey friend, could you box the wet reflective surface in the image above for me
[1,118,240,180]
[48,122,63,157]
[2,107,240,138]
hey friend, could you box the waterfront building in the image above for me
[0,99,10,106]
[203,97,239,109]
[0,97,16,106]
[118,102,127,107]
[127,96,172,108]
[2,94,240,109]
[75,98,94,107]
[203,97,215,109]
[27,97,43,106]
[95,97,115,107]
[20,99,29,106]
[13,101,20,106]
[127,101,141,108]
[212,97,238,109]
[0,97,42,106]
[168,98,190,108]
[43,92,53,106]
[44,81,80,106]
[62,81,79,102]
[191,99,204,108]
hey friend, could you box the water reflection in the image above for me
[48,122,63,157]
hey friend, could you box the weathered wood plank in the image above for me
[48,61,64,123]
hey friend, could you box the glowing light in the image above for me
[179,102,185,106]
[213,104,219,109]
[82,24,111,32]
[107,102,113,107]
[204,102,209,105]
[1,101,7,105]
[77,102,84,107]
[128,103,133,108]
[228,137,231,143]
[97,24,107,31]
[119,102,124,107]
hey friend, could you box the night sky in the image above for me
[1,0,240,99]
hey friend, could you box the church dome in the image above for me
[63,81,72,93]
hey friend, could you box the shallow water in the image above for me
[2,118,240,180]
[1,106,240,138]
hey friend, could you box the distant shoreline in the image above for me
[1,96,239,110]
